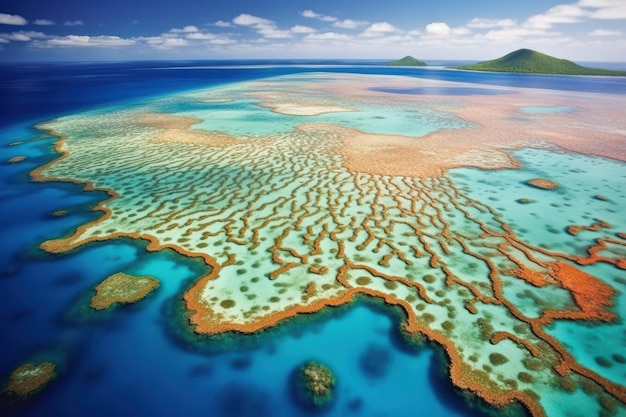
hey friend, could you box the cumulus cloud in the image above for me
[46,35,134,47]
[170,25,199,33]
[467,18,516,28]
[64,20,84,26]
[525,4,587,29]
[214,20,232,27]
[233,14,272,27]
[578,0,626,19]
[144,36,188,49]
[359,22,399,38]
[301,10,337,22]
[34,19,55,26]
[304,32,351,42]
[425,22,451,36]
[232,14,297,39]
[0,13,27,26]
[333,19,368,29]
[290,25,316,34]
[588,29,622,35]
[0,31,46,42]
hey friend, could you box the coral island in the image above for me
[90,272,159,310]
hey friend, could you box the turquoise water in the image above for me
[150,97,469,138]
[521,106,576,114]
[449,148,626,389]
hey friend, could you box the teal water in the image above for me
[449,148,626,389]
[521,106,576,114]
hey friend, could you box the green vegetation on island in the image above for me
[388,55,426,67]
[454,49,626,76]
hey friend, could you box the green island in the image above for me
[454,49,626,76]
[388,55,427,66]
[298,361,336,406]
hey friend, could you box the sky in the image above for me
[0,0,625,61]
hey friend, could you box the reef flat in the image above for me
[30,73,626,416]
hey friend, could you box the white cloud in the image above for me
[0,13,27,26]
[588,29,622,35]
[214,20,232,28]
[333,19,368,29]
[305,32,351,42]
[233,14,272,27]
[361,22,398,37]
[34,19,55,26]
[0,38,9,43]
[144,36,188,49]
[171,25,199,33]
[232,13,297,39]
[301,10,337,22]
[258,27,292,39]
[467,18,516,28]
[46,35,134,47]
[580,0,626,19]
[186,32,216,40]
[525,4,587,29]
[290,25,316,34]
[64,20,84,27]
[0,31,46,42]
[425,22,451,36]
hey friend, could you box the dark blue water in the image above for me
[2,60,623,417]
[2,60,625,127]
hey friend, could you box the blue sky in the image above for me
[0,0,625,61]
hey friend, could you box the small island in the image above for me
[297,361,336,407]
[454,49,626,76]
[4,362,56,398]
[90,272,159,310]
[388,55,426,67]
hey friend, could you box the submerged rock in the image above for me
[7,156,26,163]
[90,272,159,310]
[5,362,56,398]
[525,178,560,190]
[298,361,336,407]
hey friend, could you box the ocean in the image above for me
[1,60,625,417]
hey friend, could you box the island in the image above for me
[90,272,160,310]
[453,48,626,75]
[4,362,56,398]
[388,55,426,67]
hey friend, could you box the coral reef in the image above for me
[90,272,159,310]
[4,362,55,398]
[298,361,335,406]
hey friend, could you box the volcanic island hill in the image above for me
[388,56,427,66]
[454,48,626,76]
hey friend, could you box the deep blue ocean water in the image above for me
[1,60,625,417]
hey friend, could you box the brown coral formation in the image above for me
[5,362,56,398]
[525,178,560,190]
[135,113,245,147]
[566,220,610,236]
[7,156,26,163]
[90,272,159,310]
